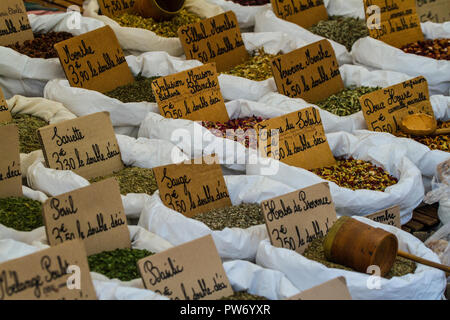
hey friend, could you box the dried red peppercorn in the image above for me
[400,39,449,61]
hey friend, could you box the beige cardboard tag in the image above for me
[261,182,337,254]
[416,0,450,23]
[366,206,401,228]
[287,277,352,300]
[37,112,124,180]
[152,63,229,122]
[98,0,136,18]
[0,240,97,300]
[0,0,34,47]
[0,124,22,198]
[42,178,131,256]
[255,107,336,170]
[153,155,232,218]
[138,234,233,300]
[364,0,418,20]
[360,76,434,136]
[0,87,12,123]
[54,25,134,93]
[178,11,249,73]
[271,0,329,29]
[271,39,344,103]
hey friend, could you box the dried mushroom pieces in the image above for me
[226,0,270,5]
[104,75,160,103]
[88,248,154,281]
[191,203,264,230]
[0,197,43,232]
[303,236,416,279]
[308,16,369,52]
[310,157,398,191]
[221,291,268,300]
[89,166,158,196]
[315,86,381,117]
[4,113,48,154]
[6,32,74,59]
[113,10,201,38]
[221,49,280,81]
[401,39,449,61]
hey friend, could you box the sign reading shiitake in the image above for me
[54,25,134,93]
[152,155,232,218]
[359,76,434,136]
[42,178,131,256]
[366,206,401,228]
[0,124,22,198]
[0,240,97,300]
[255,107,336,170]
[287,277,352,300]
[137,235,233,300]
[416,0,450,23]
[151,63,229,122]
[0,87,12,123]
[98,0,136,18]
[364,0,424,48]
[261,182,337,254]
[270,0,328,29]
[37,112,124,180]
[178,11,249,73]
[270,40,344,103]
[0,0,34,46]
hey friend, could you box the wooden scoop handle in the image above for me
[432,127,450,136]
[398,250,450,274]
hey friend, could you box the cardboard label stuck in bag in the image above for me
[287,277,352,300]
[0,0,34,47]
[271,0,328,29]
[416,0,450,23]
[271,39,344,103]
[0,124,22,198]
[152,63,229,122]
[366,206,401,228]
[0,87,12,123]
[37,112,124,180]
[54,25,134,93]
[98,0,136,18]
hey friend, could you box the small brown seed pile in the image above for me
[221,291,268,300]
[222,49,279,81]
[401,39,449,60]
[6,32,74,59]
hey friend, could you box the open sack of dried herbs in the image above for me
[82,0,223,56]
[0,12,105,98]
[352,22,450,95]
[26,134,189,220]
[256,216,447,300]
[139,175,294,261]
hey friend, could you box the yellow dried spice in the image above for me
[221,49,279,81]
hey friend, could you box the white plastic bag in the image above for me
[424,161,450,224]
[0,12,105,98]
[425,223,450,267]
[256,216,447,300]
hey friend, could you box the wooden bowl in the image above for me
[400,113,437,136]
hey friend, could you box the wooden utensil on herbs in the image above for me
[401,113,450,136]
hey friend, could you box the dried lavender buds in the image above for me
[222,49,279,81]
[6,32,74,59]
[316,86,380,116]
[89,166,158,196]
[11,113,48,154]
[303,236,416,279]
[227,0,270,5]
[104,75,160,103]
[113,10,201,38]
[192,203,264,230]
[0,197,43,232]
[401,39,449,61]
[88,248,154,281]
[310,157,398,191]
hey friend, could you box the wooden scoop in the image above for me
[400,113,450,136]
[397,250,450,275]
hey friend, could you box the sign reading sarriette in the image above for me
[0,124,22,198]
[0,0,34,47]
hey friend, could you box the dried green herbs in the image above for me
[192,203,264,230]
[0,197,43,231]
[113,10,201,37]
[10,113,48,154]
[104,75,160,103]
[88,248,154,281]
[308,16,369,51]
[222,49,279,81]
[303,236,416,279]
[89,166,158,196]
[221,291,268,300]
[6,32,74,59]
[315,86,380,116]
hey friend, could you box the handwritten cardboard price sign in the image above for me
[152,63,229,122]
[255,107,336,170]
[416,0,450,23]
[287,277,352,300]
[364,0,418,20]
[98,0,136,18]
[152,155,232,218]
[359,76,434,136]
[0,240,97,300]
[366,206,401,228]
[178,11,249,73]
[0,124,22,198]
[54,25,134,93]
[42,178,131,256]
[138,235,233,300]
[271,0,328,29]
[0,87,12,123]
[261,182,337,254]
[271,40,344,103]
[0,0,34,47]
[37,112,124,180]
